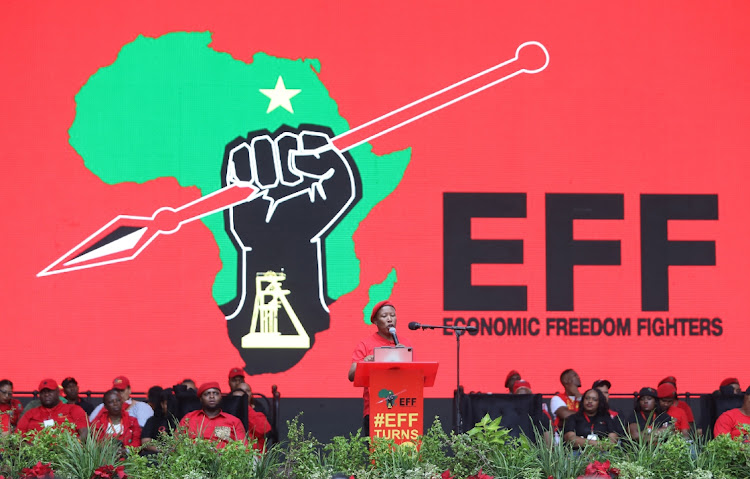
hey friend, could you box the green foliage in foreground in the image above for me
[0,414,749,479]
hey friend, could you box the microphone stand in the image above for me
[412,323,476,433]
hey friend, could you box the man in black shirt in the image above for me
[61,377,95,416]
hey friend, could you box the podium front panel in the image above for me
[369,368,424,445]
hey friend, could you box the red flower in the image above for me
[441,471,455,479]
[467,469,494,479]
[577,460,620,478]
[91,465,127,479]
[21,462,54,478]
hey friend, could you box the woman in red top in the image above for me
[91,389,142,451]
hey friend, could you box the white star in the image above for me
[259,76,301,114]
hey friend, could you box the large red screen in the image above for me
[3,1,749,398]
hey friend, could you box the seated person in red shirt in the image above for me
[231,382,272,450]
[90,389,141,451]
[714,385,750,441]
[563,388,619,448]
[657,383,690,437]
[0,379,23,430]
[658,376,695,428]
[17,379,88,437]
[0,411,9,435]
[180,382,246,448]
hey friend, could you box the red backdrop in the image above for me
[2,1,749,398]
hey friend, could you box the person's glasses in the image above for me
[0,390,12,396]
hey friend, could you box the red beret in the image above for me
[720,377,739,387]
[505,370,520,388]
[38,378,58,391]
[512,379,532,394]
[657,383,677,399]
[228,367,245,380]
[658,376,677,387]
[370,300,395,323]
[197,382,221,397]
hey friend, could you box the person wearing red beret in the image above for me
[656,383,690,437]
[658,376,695,428]
[180,382,246,448]
[17,379,88,437]
[348,300,412,436]
[719,377,741,395]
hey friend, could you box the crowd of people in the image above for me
[2,301,748,453]
[0,368,272,453]
[498,370,749,445]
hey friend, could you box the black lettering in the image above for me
[569,317,580,335]
[546,318,555,336]
[712,317,723,335]
[653,317,664,336]
[546,194,623,310]
[529,317,540,336]
[617,317,630,335]
[508,318,522,335]
[444,193,527,310]
[443,317,454,336]
[590,317,601,335]
[689,318,700,336]
[641,194,718,310]
[699,318,711,336]
[580,317,590,335]
[637,318,650,336]
[480,317,494,335]
[603,318,615,336]
[665,317,678,336]
[467,317,479,336]
[494,318,506,335]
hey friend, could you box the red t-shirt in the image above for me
[247,408,272,450]
[17,402,88,435]
[0,412,10,433]
[0,399,24,427]
[674,400,695,423]
[180,409,246,448]
[714,408,750,440]
[90,409,142,447]
[665,405,690,431]
[553,392,580,429]
[351,331,413,416]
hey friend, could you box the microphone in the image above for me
[408,321,478,333]
[388,327,400,346]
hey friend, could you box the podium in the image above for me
[354,361,439,444]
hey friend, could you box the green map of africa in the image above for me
[69,32,410,315]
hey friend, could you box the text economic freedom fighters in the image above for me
[442,317,723,337]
